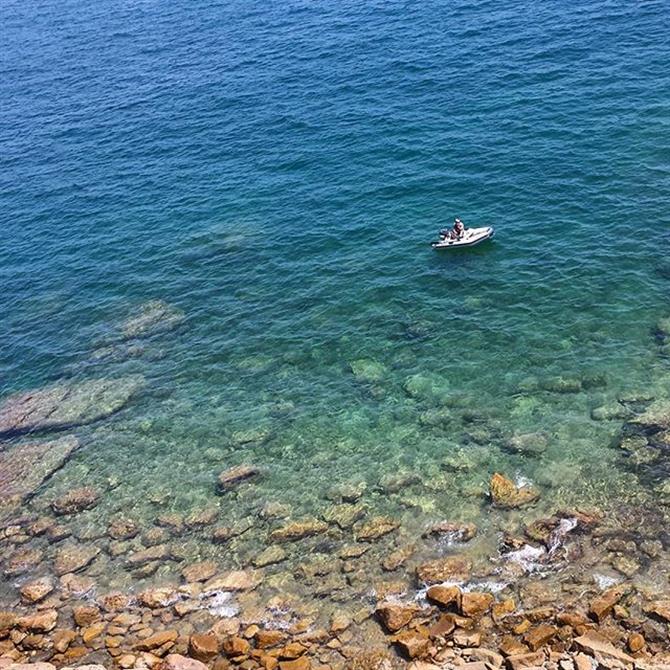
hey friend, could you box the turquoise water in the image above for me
[2,0,670,603]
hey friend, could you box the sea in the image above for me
[1,0,670,611]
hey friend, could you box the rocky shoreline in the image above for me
[1,303,669,669]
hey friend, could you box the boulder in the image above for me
[376,603,422,633]
[17,610,58,632]
[138,587,179,609]
[108,516,139,540]
[349,359,387,384]
[203,570,261,592]
[182,561,218,583]
[0,437,80,518]
[133,630,178,652]
[20,576,54,603]
[643,600,670,622]
[121,300,185,339]
[126,544,172,567]
[589,584,630,622]
[393,629,430,659]
[217,464,260,492]
[523,624,557,651]
[51,487,99,515]
[189,632,219,661]
[426,585,461,609]
[629,399,670,430]
[270,518,328,543]
[253,545,287,567]
[504,432,548,456]
[574,631,634,664]
[416,556,472,584]
[489,473,540,509]
[461,592,494,617]
[53,543,101,575]
[160,655,208,670]
[322,503,366,529]
[355,516,399,541]
[3,547,44,576]
[0,376,143,437]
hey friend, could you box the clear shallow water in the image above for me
[1,0,670,602]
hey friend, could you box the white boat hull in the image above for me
[432,226,494,249]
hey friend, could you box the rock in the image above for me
[523,624,557,651]
[270,518,328,542]
[453,629,481,647]
[82,621,105,643]
[217,464,260,492]
[0,376,143,438]
[403,373,450,404]
[60,573,95,597]
[423,521,477,542]
[416,556,472,584]
[505,651,546,670]
[573,654,594,670]
[589,584,630,622]
[182,560,218,583]
[381,545,414,571]
[461,592,493,618]
[498,636,530,657]
[133,630,179,652]
[489,473,540,509]
[185,507,219,528]
[253,545,287,567]
[355,516,399,541]
[20,576,54,603]
[53,629,77,653]
[221,636,251,657]
[378,471,420,493]
[3,547,43,576]
[189,632,219,661]
[121,300,185,339]
[629,399,670,430]
[627,632,645,653]
[53,542,101,575]
[376,603,421,633]
[73,605,101,627]
[138,587,178,609]
[426,585,461,609]
[126,544,172,567]
[51,486,99,515]
[393,629,430,659]
[349,359,387,384]
[643,600,670,622]
[279,659,310,670]
[322,503,366,529]
[541,377,582,393]
[574,632,634,664]
[0,437,80,518]
[591,404,632,421]
[464,649,504,668]
[108,516,139,540]
[505,432,549,455]
[204,570,261,592]
[160,654,209,670]
[326,480,367,503]
[18,610,58,632]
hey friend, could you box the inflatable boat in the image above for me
[431,226,494,250]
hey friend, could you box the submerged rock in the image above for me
[504,432,548,455]
[270,518,328,543]
[540,376,582,393]
[490,473,540,509]
[376,603,422,633]
[355,516,399,541]
[0,436,80,517]
[629,399,670,430]
[53,542,101,576]
[51,486,99,516]
[217,464,260,492]
[0,376,143,437]
[120,300,185,339]
[349,358,388,384]
[423,521,477,542]
[322,503,366,529]
[416,556,472,584]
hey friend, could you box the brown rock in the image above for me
[255,629,286,649]
[182,560,218,583]
[133,630,179,652]
[523,624,557,652]
[426,584,461,609]
[269,518,328,543]
[186,507,219,529]
[490,473,540,509]
[161,654,209,670]
[253,545,287,568]
[221,635,251,657]
[381,545,414,571]
[574,632,634,664]
[505,651,545,670]
[73,605,101,627]
[138,587,178,609]
[416,556,472,584]
[53,628,77,653]
[573,654,594,670]
[204,570,261,592]
[51,486,99,515]
[627,632,645,653]
[498,636,529,657]
[355,516,399,541]
[492,598,516,621]
[53,542,101,575]
[108,516,139,540]
[126,544,172,567]
[0,611,17,636]
[3,547,44,576]
[393,629,430,659]
[17,610,58,632]
[82,622,105,643]
[643,599,670,622]
[453,629,481,647]
[461,592,494,617]
[589,584,629,622]
[279,659,310,670]
[376,603,421,633]
[20,576,54,603]
[217,464,259,492]
[189,632,219,661]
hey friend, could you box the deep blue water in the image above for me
[1,0,670,591]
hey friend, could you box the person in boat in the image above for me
[452,218,465,239]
